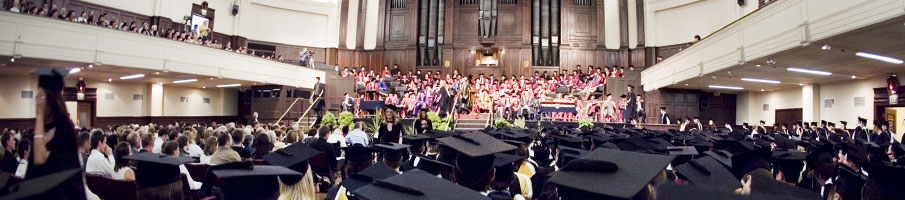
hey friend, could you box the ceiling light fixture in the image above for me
[766,59,776,65]
[173,79,197,84]
[210,77,215,80]
[9,58,14,62]
[202,86,206,89]
[155,72,160,75]
[821,44,831,50]
[741,78,781,84]
[69,67,81,74]
[107,78,112,82]
[799,83,804,86]
[787,68,832,76]
[856,52,904,64]
[120,73,145,80]
[760,89,765,92]
[88,64,93,68]
[216,84,241,88]
[851,75,857,79]
[708,85,744,90]
[755,64,761,67]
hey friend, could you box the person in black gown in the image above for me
[27,68,87,200]
[378,106,404,144]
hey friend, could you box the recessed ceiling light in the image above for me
[69,67,81,74]
[155,72,160,75]
[120,73,145,80]
[741,78,780,84]
[856,52,903,64]
[755,64,761,67]
[88,64,93,68]
[684,83,689,86]
[821,44,831,50]
[9,58,14,62]
[851,75,857,79]
[728,71,732,74]
[107,78,112,82]
[799,83,804,86]
[210,77,215,80]
[708,85,744,90]
[217,84,241,88]
[760,89,765,92]
[202,86,206,89]
[787,68,832,76]
[173,79,197,84]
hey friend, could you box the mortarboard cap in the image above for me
[123,152,194,189]
[262,143,321,183]
[342,163,400,192]
[0,168,81,200]
[342,144,380,165]
[413,155,453,176]
[402,134,431,145]
[674,156,741,192]
[32,68,69,92]
[771,150,807,183]
[703,150,734,168]
[805,142,836,170]
[862,162,905,199]
[436,132,516,158]
[655,182,777,200]
[352,170,490,200]
[212,162,303,200]
[730,147,772,178]
[375,142,412,163]
[748,174,821,199]
[549,148,674,200]
[834,165,866,200]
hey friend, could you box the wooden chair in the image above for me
[251,159,270,165]
[85,173,138,200]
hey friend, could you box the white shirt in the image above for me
[180,164,202,190]
[188,143,204,157]
[327,129,347,148]
[152,137,163,154]
[199,154,212,164]
[85,150,116,178]
[15,158,27,178]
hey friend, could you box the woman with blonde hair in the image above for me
[265,143,320,200]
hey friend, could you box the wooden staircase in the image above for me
[455,113,491,131]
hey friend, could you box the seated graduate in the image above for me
[374,143,410,172]
[548,147,672,200]
[324,163,399,200]
[124,152,195,200]
[437,132,517,196]
[400,134,431,171]
[262,142,321,200]
[162,141,202,190]
[341,144,379,179]
[860,162,905,200]
[0,168,84,200]
[489,153,532,200]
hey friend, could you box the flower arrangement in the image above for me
[578,119,594,129]
[427,111,452,131]
[513,118,527,129]
[494,118,513,128]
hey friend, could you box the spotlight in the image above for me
[684,83,689,86]
[712,76,717,79]
[821,44,831,50]
[766,59,776,65]
[210,77,215,80]
[202,86,206,89]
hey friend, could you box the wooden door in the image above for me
[774,108,802,126]
[77,102,93,128]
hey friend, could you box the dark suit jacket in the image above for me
[231,146,252,159]
[852,127,868,142]
[309,138,338,171]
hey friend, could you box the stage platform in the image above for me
[349,117,680,131]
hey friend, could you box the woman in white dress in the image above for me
[112,142,135,180]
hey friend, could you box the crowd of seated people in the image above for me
[339,64,645,122]
[4,1,294,62]
[3,68,905,200]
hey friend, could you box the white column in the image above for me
[150,83,165,116]
[802,84,820,122]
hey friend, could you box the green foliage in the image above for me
[367,115,383,137]
[404,124,416,136]
[339,111,355,130]
[427,111,452,131]
[494,118,513,128]
[513,118,527,129]
[321,112,336,127]
[578,119,594,129]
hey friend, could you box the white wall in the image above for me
[345,0,360,49]
[736,77,889,128]
[0,75,37,118]
[736,87,802,125]
[0,75,237,119]
[645,0,758,46]
[362,0,379,50]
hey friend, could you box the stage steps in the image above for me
[455,113,491,131]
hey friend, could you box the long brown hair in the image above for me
[42,89,72,127]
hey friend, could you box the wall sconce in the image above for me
[444,60,450,67]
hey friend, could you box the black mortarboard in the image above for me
[384,104,401,112]
[655,182,774,200]
[32,68,69,92]
[748,174,821,199]
[413,155,453,176]
[342,144,380,165]
[0,168,81,200]
[773,134,797,150]
[549,148,674,200]
[492,153,526,182]
[123,152,194,189]
[262,143,321,183]
[771,150,806,183]
[834,165,866,200]
[667,146,699,165]
[615,136,656,153]
[553,134,586,149]
[558,146,589,166]
[703,150,734,168]
[862,162,905,199]
[840,141,870,164]
[342,163,399,192]
[352,170,490,200]
[402,134,431,146]
[213,163,303,200]
[375,142,412,163]
[730,147,772,178]
[715,139,756,155]
[674,156,742,192]
[857,117,867,124]
[645,137,673,152]
[436,132,516,158]
[840,121,848,125]
[805,143,836,169]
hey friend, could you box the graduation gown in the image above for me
[622,92,637,120]
[852,126,868,142]
[438,86,453,113]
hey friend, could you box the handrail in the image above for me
[294,97,321,128]
[274,98,304,124]
[485,95,495,128]
[448,91,460,131]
